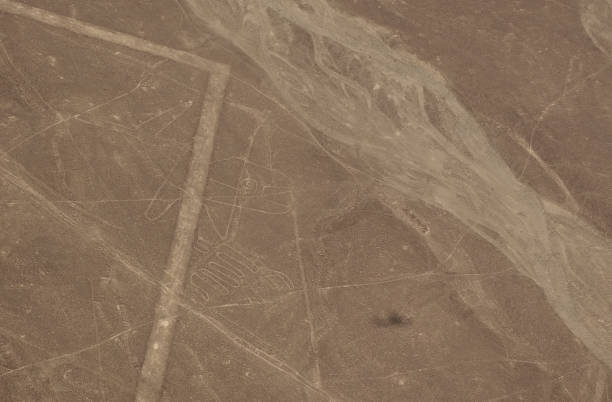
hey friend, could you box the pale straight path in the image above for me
[0,1,230,401]
[135,71,229,402]
[0,0,228,74]
[0,2,339,400]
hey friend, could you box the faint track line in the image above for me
[476,112,580,212]
[0,149,335,399]
[0,2,342,400]
[89,280,107,402]
[518,60,612,180]
[0,3,228,401]
[0,320,155,380]
[6,75,147,152]
[289,191,322,388]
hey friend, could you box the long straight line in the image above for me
[0,3,338,401]
[289,192,322,388]
[0,0,228,74]
[0,1,229,400]
[134,71,229,402]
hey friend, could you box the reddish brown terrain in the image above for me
[1,0,612,401]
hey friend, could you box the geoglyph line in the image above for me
[0,1,229,401]
[134,71,228,402]
[0,148,334,401]
[0,2,341,401]
[0,0,228,75]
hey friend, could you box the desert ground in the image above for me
[1,0,612,400]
